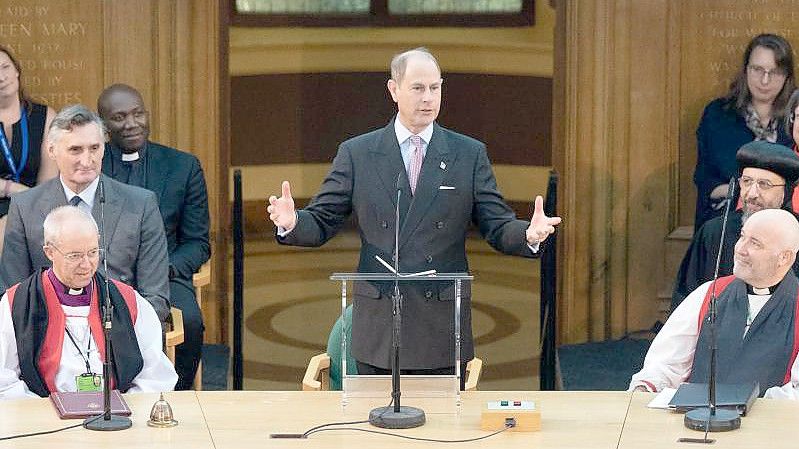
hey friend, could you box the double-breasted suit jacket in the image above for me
[279,120,538,369]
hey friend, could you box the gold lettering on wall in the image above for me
[0,1,102,110]
[677,0,799,224]
[687,0,799,91]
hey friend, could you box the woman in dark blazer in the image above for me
[694,34,796,230]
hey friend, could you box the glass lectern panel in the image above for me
[330,272,473,414]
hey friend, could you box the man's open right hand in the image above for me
[267,181,297,231]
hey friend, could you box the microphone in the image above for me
[394,172,402,275]
[368,173,425,427]
[707,177,736,294]
[683,175,741,433]
[84,178,131,431]
[98,179,110,285]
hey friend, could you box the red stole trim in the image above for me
[6,277,138,394]
[793,145,799,211]
[90,279,138,366]
[697,275,737,331]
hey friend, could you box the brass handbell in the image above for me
[147,393,178,428]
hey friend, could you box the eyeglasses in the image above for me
[47,245,102,263]
[739,175,786,191]
[747,64,787,82]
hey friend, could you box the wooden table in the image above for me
[0,392,212,449]
[619,392,799,448]
[198,390,630,449]
[0,390,795,448]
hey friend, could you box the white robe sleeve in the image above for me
[764,345,799,400]
[628,281,711,392]
[126,291,178,393]
[0,293,38,400]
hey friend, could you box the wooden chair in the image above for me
[165,307,184,364]
[302,353,332,391]
[302,304,484,391]
[164,262,210,390]
[192,263,211,390]
[303,355,484,392]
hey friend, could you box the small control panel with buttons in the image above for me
[487,400,535,410]
[481,400,540,432]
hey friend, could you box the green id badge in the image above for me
[76,373,102,392]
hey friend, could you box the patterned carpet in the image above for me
[236,229,542,391]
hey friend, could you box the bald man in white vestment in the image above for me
[630,209,799,399]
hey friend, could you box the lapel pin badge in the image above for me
[440,161,446,170]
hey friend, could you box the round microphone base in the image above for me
[84,414,133,431]
[369,405,426,429]
[684,407,740,432]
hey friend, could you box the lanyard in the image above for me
[64,325,93,375]
[0,105,29,183]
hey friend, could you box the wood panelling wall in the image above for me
[231,73,552,167]
[553,0,799,344]
[2,1,229,343]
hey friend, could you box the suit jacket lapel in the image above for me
[92,175,123,244]
[143,143,167,203]
[37,178,68,220]
[370,121,412,224]
[398,124,452,249]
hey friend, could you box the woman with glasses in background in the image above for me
[694,34,796,231]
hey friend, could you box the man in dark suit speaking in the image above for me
[98,84,210,391]
[267,48,561,378]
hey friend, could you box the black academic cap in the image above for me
[737,141,799,185]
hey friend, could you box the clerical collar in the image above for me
[746,283,777,296]
[121,151,139,162]
[46,269,92,306]
[117,142,147,162]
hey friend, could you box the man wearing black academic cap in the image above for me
[672,140,799,310]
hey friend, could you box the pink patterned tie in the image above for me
[408,135,425,195]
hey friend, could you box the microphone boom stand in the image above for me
[684,177,740,433]
[368,174,425,429]
[85,180,132,431]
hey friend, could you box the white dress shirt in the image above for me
[60,175,99,215]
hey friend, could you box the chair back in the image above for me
[327,304,356,390]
